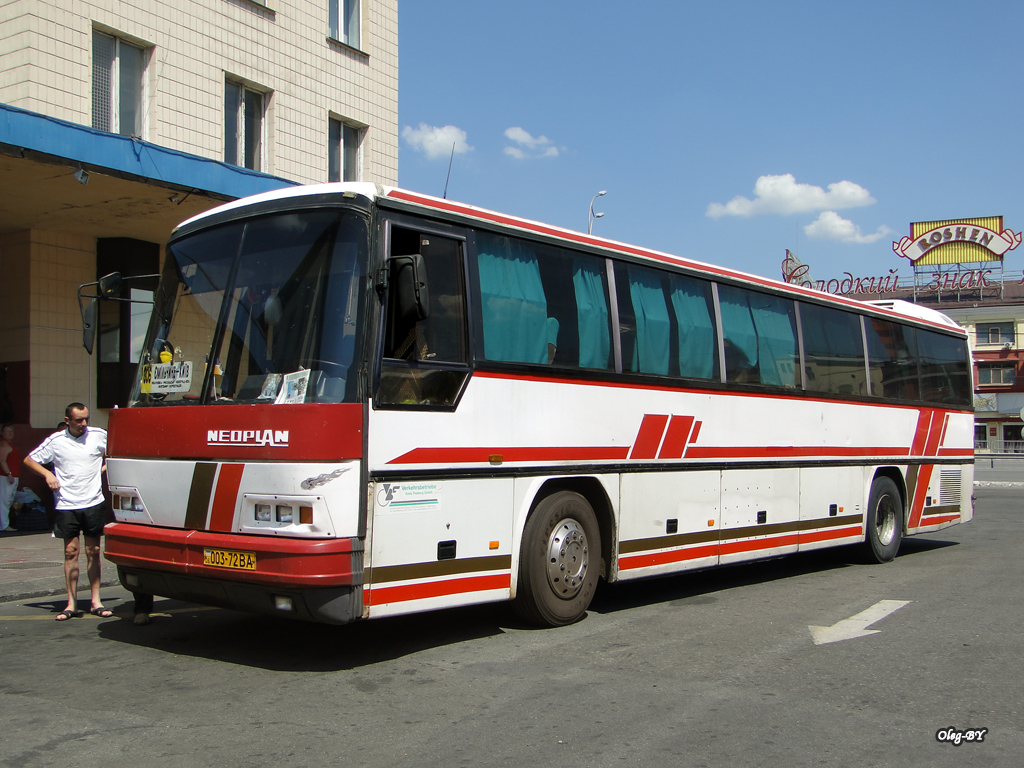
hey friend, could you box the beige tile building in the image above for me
[0,0,398,454]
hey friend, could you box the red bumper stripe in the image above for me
[103,522,361,587]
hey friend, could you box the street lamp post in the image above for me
[588,190,607,234]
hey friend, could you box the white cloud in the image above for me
[402,123,472,160]
[803,211,894,244]
[504,126,561,159]
[706,174,875,218]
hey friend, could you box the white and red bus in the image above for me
[103,183,974,626]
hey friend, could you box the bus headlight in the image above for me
[242,494,328,535]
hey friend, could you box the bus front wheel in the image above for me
[514,491,601,627]
[864,477,903,563]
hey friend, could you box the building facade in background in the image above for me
[0,0,398,452]
[785,216,1024,452]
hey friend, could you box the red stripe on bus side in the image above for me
[910,410,933,456]
[686,445,911,459]
[719,533,800,555]
[908,464,935,529]
[658,416,695,460]
[797,525,863,545]
[208,464,244,532]
[919,513,960,526]
[924,412,944,457]
[388,444,915,465]
[619,543,719,571]
[630,414,670,460]
[364,573,511,606]
[386,446,630,464]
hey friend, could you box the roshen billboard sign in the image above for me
[893,216,1021,265]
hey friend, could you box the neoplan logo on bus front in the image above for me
[207,429,290,447]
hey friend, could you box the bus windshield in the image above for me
[130,208,368,406]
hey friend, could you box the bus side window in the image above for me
[718,285,799,388]
[377,227,469,408]
[800,302,867,396]
[865,318,919,400]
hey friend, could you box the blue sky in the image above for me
[396,0,1024,285]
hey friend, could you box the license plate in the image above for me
[203,548,257,570]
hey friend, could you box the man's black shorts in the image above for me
[53,503,107,539]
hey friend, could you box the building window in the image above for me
[329,118,361,182]
[92,31,147,137]
[978,364,1016,385]
[977,322,1014,346]
[329,0,360,48]
[225,81,265,171]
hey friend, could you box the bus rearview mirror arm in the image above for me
[77,271,161,354]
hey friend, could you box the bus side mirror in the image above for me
[390,253,430,322]
[82,299,97,355]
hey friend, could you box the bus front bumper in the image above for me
[104,522,364,624]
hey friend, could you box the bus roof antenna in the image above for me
[443,142,455,199]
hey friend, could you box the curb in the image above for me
[0,574,122,604]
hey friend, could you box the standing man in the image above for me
[0,423,20,532]
[22,403,114,621]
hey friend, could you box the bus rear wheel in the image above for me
[864,476,903,563]
[514,491,601,627]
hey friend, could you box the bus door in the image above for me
[796,466,866,552]
[719,467,800,564]
[616,470,721,579]
[365,222,513,617]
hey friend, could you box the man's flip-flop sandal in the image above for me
[89,606,115,618]
[55,609,75,621]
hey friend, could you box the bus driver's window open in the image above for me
[376,226,470,408]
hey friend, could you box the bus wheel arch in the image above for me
[513,479,612,627]
[864,473,904,563]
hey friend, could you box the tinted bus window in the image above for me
[474,232,613,370]
[917,328,972,406]
[865,318,919,400]
[718,285,799,387]
[800,303,867,396]
[613,263,719,380]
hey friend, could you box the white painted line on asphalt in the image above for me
[809,599,912,645]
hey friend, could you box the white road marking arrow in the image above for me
[809,600,912,645]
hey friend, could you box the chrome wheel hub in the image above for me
[545,518,589,599]
[875,494,897,545]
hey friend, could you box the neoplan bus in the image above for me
[102,183,974,627]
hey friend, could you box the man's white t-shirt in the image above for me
[28,427,107,510]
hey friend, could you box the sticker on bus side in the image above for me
[376,482,441,511]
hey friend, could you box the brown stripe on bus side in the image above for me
[366,554,512,586]
[619,514,863,556]
[921,504,960,518]
[184,462,218,530]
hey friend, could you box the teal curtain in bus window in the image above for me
[629,267,670,375]
[669,275,715,379]
[573,258,610,369]
[476,234,549,364]
[718,287,759,381]
[749,294,797,386]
